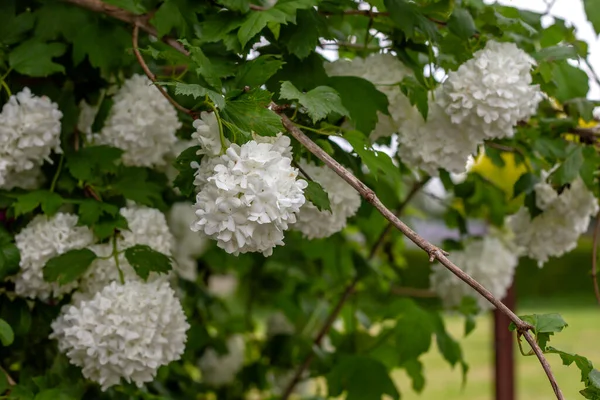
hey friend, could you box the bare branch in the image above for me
[132,24,195,117]
[592,213,600,305]
[279,112,564,400]
[522,332,564,400]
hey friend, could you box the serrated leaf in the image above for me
[565,98,598,122]
[43,248,98,285]
[9,40,66,77]
[112,167,164,207]
[343,130,402,186]
[547,347,596,388]
[71,21,130,77]
[280,9,326,59]
[552,146,584,186]
[234,55,284,88]
[326,355,400,400]
[280,81,349,123]
[584,0,600,35]
[157,82,225,109]
[0,243,19,282]
[513,172,539,198]
[0,2,35,46]
[403,359,425,392]
[172,145,201,198]
[393,299,434,361]
[41,192,63,216]
[12,191,63,217]
[221,88,282,136]
[124,245,172,281]
[93,213,129,241]
[384,0,440,40]
[398,76,429,120]
[304,180,332,212]
[66,145,123,183]
[151,0,184,37]
[77,200,119,226]
[181,39,223,90]
[0,318,13,346]
[448,7,476,39]
[533,136,567,159]
[326,76,389,134]
[552,61,589,103]
[533,45,578,62]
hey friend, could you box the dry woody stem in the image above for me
[60,1,565,399]
[592,213,600,305]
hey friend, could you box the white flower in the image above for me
[198,335,245,387]
[12,213,94,300]
[77,100,98,137]
[51,280,189,390]
[167,202,208,281]
[0,87,62,188]
[397,98,477,175]
[266,312,295,337]
[79,205,174,295]
[207,274,238,298]
[192,112,225,157]
[508,177,598,266]
[192,137,307,256]
[0,167,44,190]
[325,53,413,140]
[293,160,361,239]
[430,233,518,312]
[438,40,542,140]
[95,74,181,167]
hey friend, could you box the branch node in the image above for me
[427,246,448,262]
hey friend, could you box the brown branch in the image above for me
[592,213,600,306]
[522,331,564,400]
[279,112,564,400]
[280,176,429,398]
[132,24,195,117]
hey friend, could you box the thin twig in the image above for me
[592,213,600,305]
[132,24,195,116]
[63,0,189,55]
[280,177,429,398]
[1,365,15,386]
[278,112,564,400]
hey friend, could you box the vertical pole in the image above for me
[494,281,516,400]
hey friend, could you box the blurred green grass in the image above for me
[394,303,600,400]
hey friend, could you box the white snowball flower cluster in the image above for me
[397,99,478,175]
[198,335,245,386]
[191,112,228,189]
[438,40,543,140]
[325,53,413,140]
[0,87,62,189]
[430,232,518,312]
[79,205,174,295]
[167,202,208,281]
[95,74,181,167]
[191,135,307,256]
[51,280,189,390]
[12,213,94,300]
[293,160,361,239]
[508,177,598,266]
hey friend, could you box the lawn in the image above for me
[394,302,600,400]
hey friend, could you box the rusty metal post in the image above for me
[494,281,516,400]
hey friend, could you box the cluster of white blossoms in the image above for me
[12,213,94,300]
[167,202,208,281]
[78,205,175,295]
[430,232,519,312]
[198,335,245,386]
[207,273,239,298]
[325,53,413,140]
[438,41,543,140]
[93,74,181,167]
[51,280,189,390]
[508,177,599,266]
[0,87,62,190]
[192,134,307,256]
[293,160,361,239]
[190,112,228,189]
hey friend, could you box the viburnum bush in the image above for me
[2,0,600,399]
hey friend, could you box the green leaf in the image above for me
[384,0,440,40]
[12,191,63,217]
[280,9,326,59]
[0,243,20,281]
[112,167,164,207]
[552,61,589,103]
[102,0,146,14]
[0,371,7,396]
[124,244,172,281]
[0,2,35,46]
[304,180,332,212]
[34,389,76,400]
[0,318,14,346]
[181,39,223,90]
[547,347,597,388]
[511,313,568,350]
[280,81,349,123]
[221,88,282,136]
[584,0,600,35]
[9,40,66,77]
[151,0,184,37]
[173,145,202,198]
[93,213,129,241]
[326,355,400,400]
[237,0,318,47]
[448,7,476,39]
[343,130,402,186]
[235,55,285,88]
[581,146,600,189]
[393,299,434,361]
[565,98,598,122]
[66,145,123,183]
[513,172,539,198]
[533,136,567,159]
[77,200,119,226]
[43,248,98,285]
[403,359,425,392]
[157,82,225,109]
[217,0,250,12]
[533,45,579,62]
[327,76,389,134]
[398,76,429,120]
[552,146,584,186]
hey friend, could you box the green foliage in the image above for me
[327,355,400,400]
[43,248,98,286]
[509,313,568,351]
[220,88,282,136]
[343,130,402,186]
[304,180,332,212]
[0,318,14,346]
[9,40,66,77]
[11,191,63,217]
[280,81,349,123]
[124,245,172,281]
